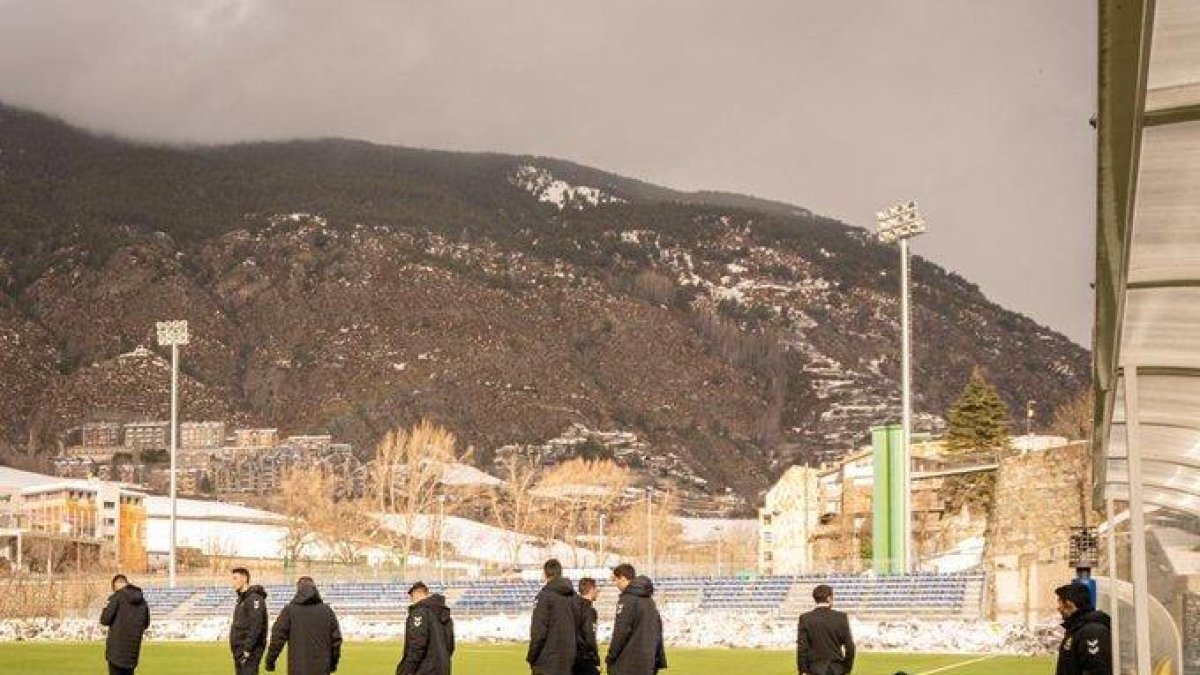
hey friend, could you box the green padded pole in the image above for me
[871,426,891,575]
[887,424,906,575]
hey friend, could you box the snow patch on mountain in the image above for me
[511,165,626,209]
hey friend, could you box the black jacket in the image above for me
[266,584,343,675]
[1055,609,1112,675]
[527,576,580,675]
[231,585,270,656]
[797,605,855,675]
[100,584,151,669]
[606,577,666,675]
[572,595,600,675]
[397,594,455,675]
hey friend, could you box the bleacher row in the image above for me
[142,572,984,622]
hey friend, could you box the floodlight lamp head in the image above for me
[156,320,190,346]
[875,200,927,243]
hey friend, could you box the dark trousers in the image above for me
[234,650,264,675]
[108,663,135,675]
[573,662,601,675]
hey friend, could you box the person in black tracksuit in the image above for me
[99,574,151,675]
[230,567,269,675]
[266,577,343,675]
[796,584,855,675]
[1054,583,1112,675]
[606,564,666,675]
[397,582,455,675]
[527,558,579,675]
[572,577,600,675]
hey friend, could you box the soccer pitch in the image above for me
[0,642,1051,674]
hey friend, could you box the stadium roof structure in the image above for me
[1093,0,1200,517]
[1092,1,1200,671]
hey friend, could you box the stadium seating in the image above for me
[140,571,985,622]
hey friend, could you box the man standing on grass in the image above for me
[1054,583,1112,675]
[397,581,455,675]
[572,577,601,675]
[266,577,343,675]
[99,573,151,675]
[527,558,579,675]
[796,584,855,675]
[606,564,666,675]
[230,567,270,675]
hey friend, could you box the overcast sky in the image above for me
[0,0,1096,344]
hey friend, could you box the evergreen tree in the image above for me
[945,367,1011,454]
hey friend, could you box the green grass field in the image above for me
[0,642,1051,674]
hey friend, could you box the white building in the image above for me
[758,466,820,575]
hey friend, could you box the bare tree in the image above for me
[369,420,471,575]
[611,489,684,569]
[487,452,544,566]
[313,498,376,565]
[275,466,331,565]
[535,458,631,566]
[1050,389,1093,441]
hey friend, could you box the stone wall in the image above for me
[985,441,1100,623]
[913,472,992,567]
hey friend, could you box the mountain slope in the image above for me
[0,103,1089,502]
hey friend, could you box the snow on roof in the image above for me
[375,513,614,568]
[143,495,285,523]
[439,462,502,487]
[675,517,758,544]
[0,466,62,490]
[0,466,145,496]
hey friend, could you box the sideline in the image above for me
[916,654,999,674]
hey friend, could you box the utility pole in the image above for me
[1026,400,1036,453]
[646,487,654,578]
[715,526,724,577]
[599,513,607,565]
[438,494,447,586]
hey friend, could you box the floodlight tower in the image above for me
[156,320,189,588]
[875,201,926,574]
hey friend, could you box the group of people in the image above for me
[792,580,1114,675]
[100,568,344,675]
[98,566,1111,675]
[525,560,666,675]
[97,559,667,675]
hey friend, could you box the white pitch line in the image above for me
[916,654,999,675]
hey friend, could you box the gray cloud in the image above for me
[0,0,1096,344]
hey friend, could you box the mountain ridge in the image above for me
[0,102,1089,502]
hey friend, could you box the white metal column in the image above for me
[900,237,913,573]
[1106,496,1122,674]
[1123,366,1152,674]
[169,342,179,588]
